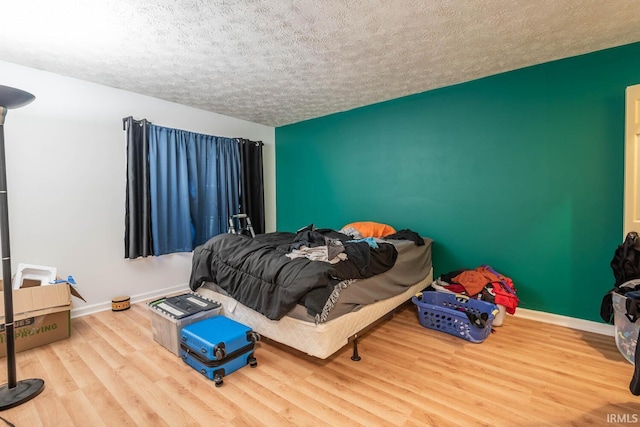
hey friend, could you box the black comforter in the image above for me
[189,229,398,320]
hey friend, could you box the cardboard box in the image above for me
[0,278,84,357]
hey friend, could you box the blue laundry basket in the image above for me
[412,291,499,343]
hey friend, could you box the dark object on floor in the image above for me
[631,338,640,395]
[602,232,640,324]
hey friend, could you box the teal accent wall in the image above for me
[275,42,640,322]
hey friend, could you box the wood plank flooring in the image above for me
[0,301,638,426]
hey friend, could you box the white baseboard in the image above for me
[514,307,614,337]
[70,286,616,338]
[70,282,190,318]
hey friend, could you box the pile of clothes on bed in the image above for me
[189,224,426,321]
[427,265,519,324]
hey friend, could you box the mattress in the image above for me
[196,268,433,359]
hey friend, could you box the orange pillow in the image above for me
[341,221,396,238]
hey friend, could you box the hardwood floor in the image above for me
[0,301,638,426]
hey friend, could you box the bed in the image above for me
[189,225,433,359]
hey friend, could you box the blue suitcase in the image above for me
[180,316,259,387]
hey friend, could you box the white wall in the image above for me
[0,60,276,315]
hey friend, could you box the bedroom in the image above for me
[0,1,639,425]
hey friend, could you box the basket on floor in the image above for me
[612,290,640,364]
[411,291,499,343]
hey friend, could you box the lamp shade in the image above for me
[0,85,35,110]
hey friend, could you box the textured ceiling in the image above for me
[1,1,640,127]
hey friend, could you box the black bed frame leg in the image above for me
[351,335,361,362]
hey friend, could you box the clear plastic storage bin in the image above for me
[613,291,639,365]
[148,292,222,356]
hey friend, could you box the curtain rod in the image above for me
[122,116,151,131]
[236,138,263,147]
[121,119,259,146]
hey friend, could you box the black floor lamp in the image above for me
[0,85,44,410]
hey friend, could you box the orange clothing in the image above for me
[452,270,489,296]
[452,265,518,314]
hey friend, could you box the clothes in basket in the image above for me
[412,291,499,343]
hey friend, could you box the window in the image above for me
[123,117,263,258]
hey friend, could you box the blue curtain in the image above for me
[187,134,241,247]
[148,124,240,255]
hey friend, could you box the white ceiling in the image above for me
[1,1,640,127]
